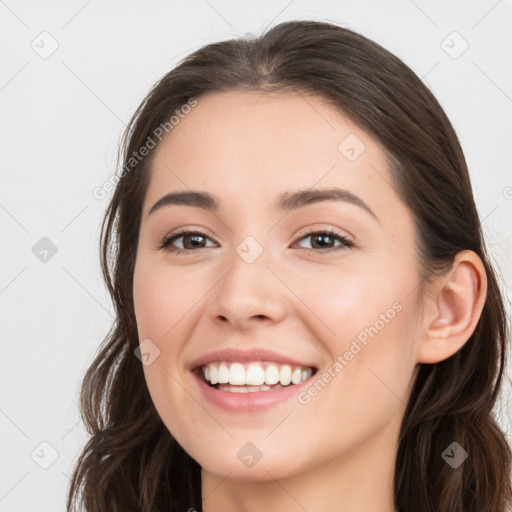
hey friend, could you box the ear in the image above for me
[416,250,487,364]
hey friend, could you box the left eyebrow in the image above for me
[275,187,379,222]
[147,187,379,223]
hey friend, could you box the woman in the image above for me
[67,19,512,512]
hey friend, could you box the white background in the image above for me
[1,1,511,510]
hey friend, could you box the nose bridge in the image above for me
[209,236,286,328]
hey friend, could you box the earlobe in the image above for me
[416,250,487,364]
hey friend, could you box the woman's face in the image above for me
[133,90,424,482]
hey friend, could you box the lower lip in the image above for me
[191,371,314,412]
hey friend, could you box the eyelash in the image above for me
[157,228,354,255]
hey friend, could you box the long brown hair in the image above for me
[67,19,512,511]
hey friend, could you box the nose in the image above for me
[208,249,288,332]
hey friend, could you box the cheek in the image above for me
[299,260,419,397]
[295,262,405,344]
[294,300,417,453]
[133,261,198,339]
[133,262,202,445]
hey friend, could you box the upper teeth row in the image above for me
[203,362,313,386]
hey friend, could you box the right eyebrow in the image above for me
[147,191,218,218]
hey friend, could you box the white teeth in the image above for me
[217,383,283,393]
[291,367,302,385]
[201,361,314,388]
[264,364,280,385]
[246,364,265,385]
[279,365,292,386]
[229,362,246,385]
[210,365,218,385]
[217,362,229,384]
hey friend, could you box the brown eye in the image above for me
[158,230,215,254]
[157,228,354,255]
[295,229,354,254]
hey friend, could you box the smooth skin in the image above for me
[132,90,487,512]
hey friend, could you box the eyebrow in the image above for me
[147,187,379,222]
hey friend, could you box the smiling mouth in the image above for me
[195,361,318,393]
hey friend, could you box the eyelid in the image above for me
[294,223,354,242]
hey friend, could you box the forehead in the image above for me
[142,90,407,225]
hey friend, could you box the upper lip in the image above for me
[189,348,318,370]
